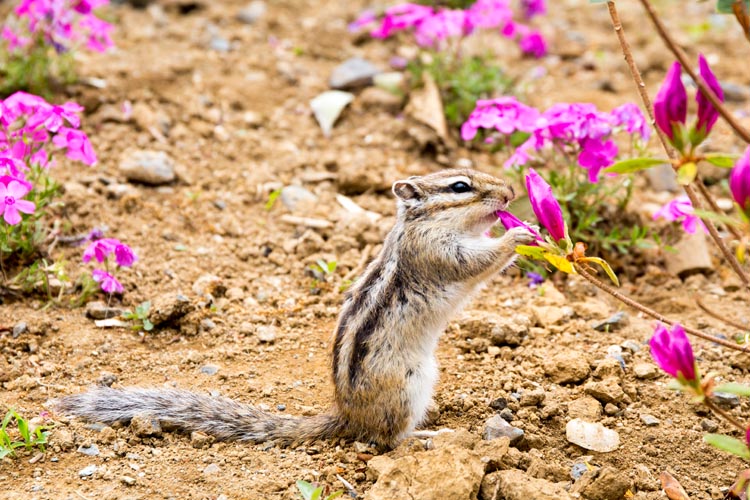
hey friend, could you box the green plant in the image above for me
[0,409,50,459]
[296,480,344,500]
[122,301,154,332]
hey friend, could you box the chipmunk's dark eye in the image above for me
[450,181,472,193]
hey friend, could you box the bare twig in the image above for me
[605,0,750,289]
[694,177,745,242]
[696,295,748,332]
[575,265,750,353]
[637,0,750,144]
[704,397,747,433]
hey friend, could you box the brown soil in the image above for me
[2,0,750,499]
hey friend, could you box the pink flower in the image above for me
[114,243,137,267]
[2,27,30,51]
[52,127,97,165]
[370,3,433,39]
[519,30,547,58]
[729,146,750,214]
[79,14,114,52]
[520,0,546,19]
[348,9,377,32]
[92,269,123,294]
[649,323,696,382]
[695,54,724,137]
[653,195,706,234]
[460,97,540,141]
[610,103,651,141]
[0,179,36,225]
[414,9,471,47]
[27,101,83,132]
[526,168,566,242]
[82,238,119,263]
[578,137,618,183]
[653,61,687,140]
[0,156,28,178]
[496,210,542,244]
[466,0,512,29]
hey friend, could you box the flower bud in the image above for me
[729,146,750,213]
[653,62,687,141]
[695,54,724,137]
[649,323,696,382]
[525,168,566,242]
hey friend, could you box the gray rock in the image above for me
[721,82,750,102]
[209,36,231,52]
[714,391,741,408]
[200,318,216,331]
[280,185,318,212]
[666,230,713,278]
[200,365,219,375]
[701,418,719,432]
[120,150,176,186]
[329,58,381,90]
[79,465,97,477]
[570,462,589,480]
[499,408,514,422]
[85,301,125,320]
[621,340,641,353]
[640,414,660,426]
[77,444,100,456]
[12,322,27,338]
[236,1,266,24]
[483,415,524,445]
[592,312,628,332]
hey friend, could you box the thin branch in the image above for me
[696,295,749,332]
[575,265,750,353]
[694,177,745,242]
[704,397,747,434]
[637,0,750,144]
[605,0,750,289]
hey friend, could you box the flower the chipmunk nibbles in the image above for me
[56,168,536,449]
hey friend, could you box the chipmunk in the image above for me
[56,168,535,449]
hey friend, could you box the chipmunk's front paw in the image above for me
[505,225,539,246]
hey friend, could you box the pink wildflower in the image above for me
[610,103,651,141]
[114,243,137,267]
[578,137,618,183]
[520,0,546,19]
[0,179,36,225]
[92,269,123,294]
[460,97,540,141]
[519,30,546,58]
[695,54,724,137]
[52,127,97,165]
[650,323,696,382]
[653,195,706,234]
[414,9,471,47]
[82,238,119,263]
[466,0,512,29]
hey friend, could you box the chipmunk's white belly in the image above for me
[406,353,438,429]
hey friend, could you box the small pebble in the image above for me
[256,325,277,343]
[604,403,619,416]
[200,318,216,331]
[200,365,219,375]
[12,322,28,337]
[570,462,589,480]
[566,418,620,452]
[621,340,641,353]
[483,414,524,445]
[701,419,719,432]
[499,408,514,422]
[640,414,660,426]
[236,0,266,24]
[276,404,286,411]
[79,465,97,477]
[592,311,629,331]
[714,392,741,408]
[77,444,100,457]
[489,397,507,410]
[203,463,221,474]
[121,475,136,486]
[633,363,658,380]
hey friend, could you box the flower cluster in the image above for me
[730,146,750,219]
[463,98,650,182]
[0,91,96,227]
[350,0,547,58]
[3,0,113,54]
[652,195,706,234]
[82,238,137,294]
[653,55,723,152]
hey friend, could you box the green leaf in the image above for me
[676,162,698,185]
[703,153,739,168]
[296,480,319,500]
[515,245,547,260]
[325,492,345,500]
[717,0,750,14]
[704,434,750,459]
[543,254,576,274]
[692,208,742,226]
[713,382,750,396]
[602,157,665,175]
[143,319,154,332]
[580,257,620,287]
[265,188,282,211]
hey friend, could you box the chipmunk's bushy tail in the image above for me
[55,387,342,445]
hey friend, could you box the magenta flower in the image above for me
[695,54,724,136]
[370,3,433,39]
[653,61,687,140]
[0,179,36,225]
[415,9,471,47]
[2,27,30,51]
[52,127,97,165]
[466,0,512,29]
[653,196,705,234]
[578,137,618,183]
[348,9,377,32]
[729,146,750,214]
[610,103,651,141]
[518,30,547,58]
[520,0,546,18]
[82,238,119,263]
[114,243,137,267]
[460,97,540,141]
[92,269,123,294]
[649,323,696,382]
[526,168,566,242]
[496,210,542,243]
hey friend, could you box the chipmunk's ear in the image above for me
[392,180,423,202]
